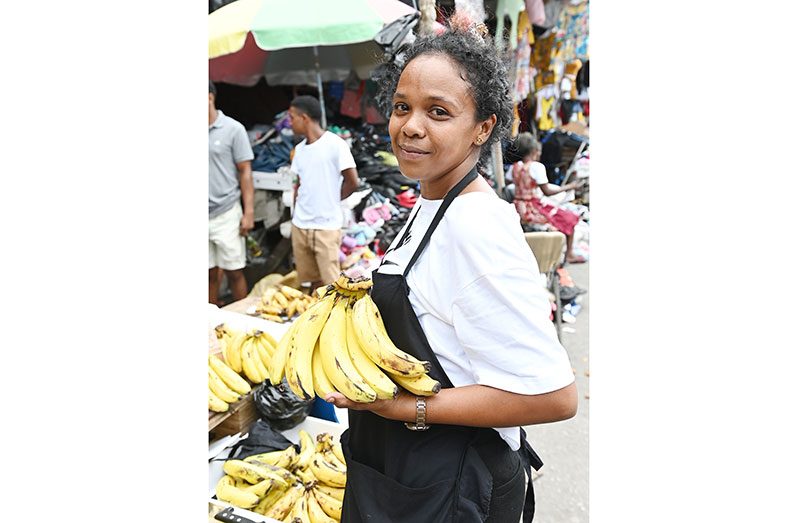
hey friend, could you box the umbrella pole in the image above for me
[313,46,327,129]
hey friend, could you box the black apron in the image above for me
[340,167,544,522]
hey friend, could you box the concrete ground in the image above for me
[524,260,589,523]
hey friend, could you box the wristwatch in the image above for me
[404,396,430,431]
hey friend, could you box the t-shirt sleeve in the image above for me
[451,267,575,395]
[529,162,549,185]
[337,137,356,172]
[231,125,254,163]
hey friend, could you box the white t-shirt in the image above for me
[527,160,549,200]
[377,191,575,450]
[291,131,356,230]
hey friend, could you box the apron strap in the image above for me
[402,167,478,277]
[519,427,544,523]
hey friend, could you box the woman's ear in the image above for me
[475,114,497,145]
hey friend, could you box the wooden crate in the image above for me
[209,391,260,438]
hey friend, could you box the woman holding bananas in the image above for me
[323,13,577,523]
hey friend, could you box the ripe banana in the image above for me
[215,475,259,509]
[295,466,316,485]
[259,303,285,316]
[242,460,298,485]
[284,336,304,400]
[273,291,289,309]
[312,487,343,520]
[253,334,273,369]
[208,367,241,404]
[334,273,373,292]
[312,339,337,400]
[296,429,316,471]
[208,355,251,395]
[280,285,306,300]
[391,371,442,396]
[209,389,229,412]
[321,449,346,472]
[345,301,398,400]
[263,482,305,521]
[244,477,282,498]
[313,483,344,503]
[222,460,290,487]
[253,482,289,515]
[244,446,297,470]
[309,452,347,488]
[290,291,338,400]
[330,442,345,467]
[268,313,304,385]
[223,329,247,373]
[352,295,430,377]
[240,336,265,383]
[289,492,312,523]
[306,490,337,523]
[319,298,376,403]
[257,330,279,352]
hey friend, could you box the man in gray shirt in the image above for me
[209,80,254,305]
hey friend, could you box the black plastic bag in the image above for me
[252,379,314,431]
[225,419,297,461]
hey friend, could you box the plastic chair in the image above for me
[524,231,566,339]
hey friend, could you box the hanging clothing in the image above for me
[512,30,532,103]
[555,0,589,62]
[534,84,558,131]
[525,0,546,26]
[494,0,526,49]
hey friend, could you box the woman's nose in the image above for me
[401,111,425,138]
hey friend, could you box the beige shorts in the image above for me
[209,202,245,270]
[291,224,341,285]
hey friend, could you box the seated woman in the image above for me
[511,132,586,264]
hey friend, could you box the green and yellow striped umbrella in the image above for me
[209,0,416,58]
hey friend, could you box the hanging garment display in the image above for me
[525,0,546,26]
[512,29,533,103]
[559,58,584,124]
[535,81,558,131]
[555,0,589,62]
[494,0,525,49]
[532,30,557,90]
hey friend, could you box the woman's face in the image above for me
[388,53,494,196]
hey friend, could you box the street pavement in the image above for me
[524,260,589,523]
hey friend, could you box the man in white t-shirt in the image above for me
[288,96,359,292]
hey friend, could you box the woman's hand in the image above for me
[324,391,414,422]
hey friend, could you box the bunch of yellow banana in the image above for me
[215,429,346,522]
[208,354,252,412]
[257,285,318,323]
[220,328,278,385]
[267,274,441,403]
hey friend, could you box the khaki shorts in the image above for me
[291,224,341,285]
[209,202,245,270]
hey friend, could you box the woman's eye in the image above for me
[431,108,449,117]
[393,102,408,112]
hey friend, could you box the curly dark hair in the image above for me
[373,26,513,171]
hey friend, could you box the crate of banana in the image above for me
[256,285,318,324]
[268,274,441,404]
[210,324,280,413]
[215,429,346,522]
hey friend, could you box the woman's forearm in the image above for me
[366,382,578,428]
